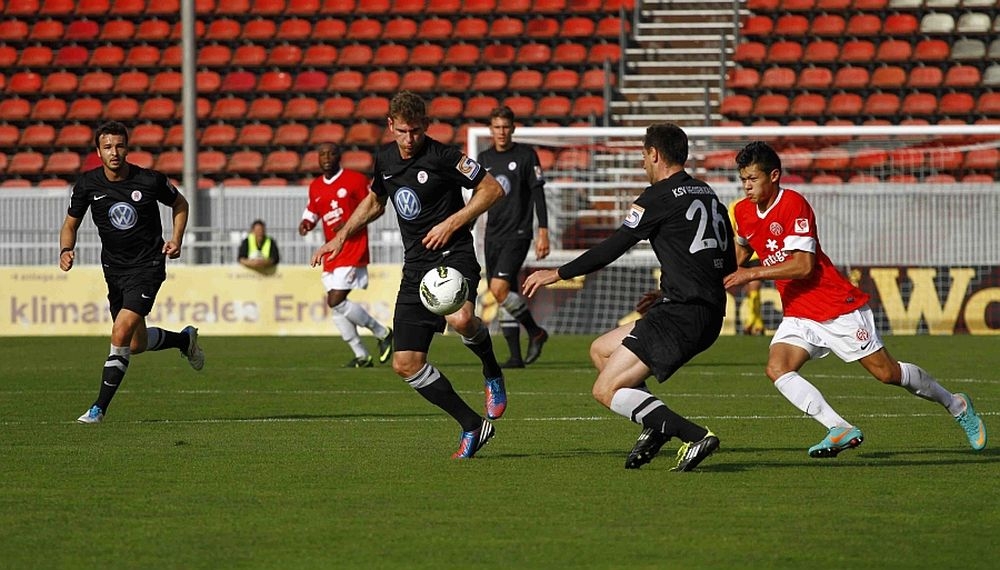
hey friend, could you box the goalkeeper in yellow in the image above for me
[729,197,765,335]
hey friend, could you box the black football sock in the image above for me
[500,317,523,361]
[406,364,481,431]
[146,327,187,352]
[461,323,502,378]
[641,404,708,443]
[502,292,544,337]
[95,345,130,411]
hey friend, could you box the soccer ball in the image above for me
[419,266,468,316]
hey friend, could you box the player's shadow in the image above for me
[692,445,1000,472]
[139,411,442,423]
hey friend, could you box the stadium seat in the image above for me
[341,150,373,173]
[516,43,552,65]
[900,92,937,116]
[103,97,139,121]
[217,0,251,14]
[355,0,390,14]
[18,45,54,67]
[465,95,500,119]
[418,18,453,39]
[780,146,812,171]
[66,20,99,41]
[319,0,355,14]
[113,70,150,94]
[373,44,408,67]
[354,96,390,120]
[803,41,839,64]
[196,70,222,93]
[205,19,241,41]
[197,150,227,175]
[983,65,1000,88]
[825,92,863,116]
[596,16,629,38]
[131,123,165,147]
[571,95,605,118]
[875,39,912,63]
[428,96,463,119]
[347,18,381,41]
[542,69,580,91]
[364,70,401,93]
[436,69,472,92]
[0,19,28,42]
[226,150,264,173]
[444,43,480,66]
[328,70,363,92]
[221,71,257,92]
[481,43,515,66]
[29,98,67,122]
[344,122,383,146]
[492,16,526,38]
[425,122,455,144]
[277,18,312,40]
[553,42,587,65]
[924,173,956,183]
[733,41,766,64]
[741,15,773,37]
[98,18,134,41]
[309,122,346,144]
[796,67,832,91]
[534,0,565,11]
[303,45,338,66]
[502,95,535,117]
[760,67,795,90]
[251,0,285,14]
[267,44,302,67]
[199,44,231,67]
[139,97,175,121]
[400,69,436,92]
[920,13,954,34]
[811,146,850,171]
[237,123,274,146]
[263,150,300,174]
[42,71,78,94]
[201,123,237,147]
[408,43,444,66]
[135,19,170,42]
[250,97,287,121]
[454,16,489,39]
[19,124,56,147]
[29,19,64,42]
[963,148,999,170]
[938,92,975,116]
[163,125,185,147]
[160,45,182,67]
[232,44,267,67]
[846,13,881,35]
[337,44,373,66]
[774,13,808,36]
[293,70,329,92]
[766,41,802,63]
[382,17,417,40]
[581,68,613,90]
[55,124,94,148]
[562,16,597,38]
[944,65,982,89]
[54,45,89,67]
[5,72,41,94]
[77,0,111,15]
[914,38,949,61]
[839,40,875,63]
[169,20,206,40]
[951,38,986,61]
[472,69,508,92]
[850,147,888,170]
[7,151,45,176]
[536,95,571,117]
[508,69,543,91]
[313,18,347,40]
[588,42,621,64]
[832,66,869,90]
[906,66,943,89]
[43,151,82,176]
[883,12,918,35]
[810,13,845,36]
[67,97,103,121]
[720,94,753,117]
[281,97,318,120]
[269,123,307,147]
[957,11,991,34]
[752,94,790,116]
[863,92,900,116]
[870,66,906,89]
[0,124,19,148]
[210,97,248,120]
[221,176,254,187]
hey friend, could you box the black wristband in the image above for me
[60,247,73,254]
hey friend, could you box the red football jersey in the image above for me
[733,188,868,321]
[303,168,371,271]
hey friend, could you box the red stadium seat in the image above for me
[205,19,242,41]
[832,66,869,90]
[493,16,526,38]
[328,70,363,92]
[812,146,850,171]
[900,92,937,117]
[875,39,912,63]
[354,95,390,120]
[98,18,133,41]
[236,123,274,146]
[160,45,182,67]
[796,67,832,91]
[319,0,354,13]
[536,95,571,117]
[914,38,949,62]
[562,16,597,38]
[263,150,300,174]
[347,18,381,41]
[196,70,222,93]
[906,66,943,89]
[277,18,312,40]
[588,42,621,64]
[883,12,918,36]
[309,122,346,144]
[464,0,496,12]
[482,44,516,66]
[408,43,444,66]
[201,123,237,146]
[341,150,373,173]
[502,95,535,117]
[285,0,318,14]
[571,95,605,117]
[774,14,808,36]
[825,92,863,116]
[383,17,417,40]
[454,16,489,39]
[846,13,881,35]
[534,0,565,12]
[465,95,500,119]
[760,67,796,90]
[271,123,308,147]
[870,66,906,89]
[55,124,94,148]
[862,92,900,116]
[472,69,508,92]
[508,69,543,91]
[54,45,89,67]
[428,96,463,119]
[516,43,552,65]
[210,97,248,120]
[426,0,461,13]
[131,123,165,147]
[850,147,888,170]
[766,41,803,63]
[281,97,318,120]
[0,97,32,121]
[246,97,283,121]
[18,45,54,67]
[436,69,472,92]
[963,149,1000,170]
[355,0,389,14]
[344,122,383,146]
[77,0,111,15]
[0,124,20,148]
[553,42,587,65]
[400,69,436,92]
[364,70,401,93]
[753,94,790,116]
[199,44,232,67]
[67,97,104,121]
[198,151,228,175]
[42,71,78,94]
[6,0,41,15]
[938,92,975,116]
[217,0,251,14]
[426,122,455,144]
[221,71,257,92]
[373,44,408,66]
[944,65,982,89]
[7,152,45,175]
[313,18,347,40]
[337,44,373,66]
[29,98,66,122]
[976,92,1000,116]
[728,67,761,89]
[720,95,753,117]
[90,44,125,68]
[733,41,766,64]
[66,20,99,41]
[293,70,329,92]
[839,40,875,63]
[232,44,267,67]
[444,43,480,66]
[596,16,630,38]
[267,44,302,67]
[418,18,453,40]
[28,19,64,42]
[810,13,845,36]
[6,72,42,94]
[581,68,614,90]
[742,15,773,37]
[103,97,139,121]
[0,19,28,42]
[135,19,170,42]
[303,45,338,66]
[44,151,82,176]
[543,69,580,91]
[19,124,56,147]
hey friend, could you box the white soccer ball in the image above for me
[419,266,469,316]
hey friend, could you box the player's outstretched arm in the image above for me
[59,215,81,272]
[311,191,385,267]
[424,173,504,250]
[523,269,561,297]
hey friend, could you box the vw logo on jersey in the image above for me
[109,202,139,230]
[496,174,512,195]
[394,187,422,220]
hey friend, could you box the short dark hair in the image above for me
[489,106,515,123]
[643,123,688,166]
[389,90,427,124]
[736,141,782,174]
[94,121,129,147]
[251,219,266,229]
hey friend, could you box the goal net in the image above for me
[467,125,1000,336]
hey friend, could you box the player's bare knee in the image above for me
[765,362,788,382]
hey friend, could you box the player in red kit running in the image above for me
[300,142,392,368]
[724,141,987,457]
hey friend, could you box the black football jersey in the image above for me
[67,164,180,275]
[371,137,488,268]
[478,143,548,240]
[621,171,737,310]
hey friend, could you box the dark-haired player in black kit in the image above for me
[524,124,736,471]
[59,121,204,424]
[477,106,550,368]
[310,91,507,459]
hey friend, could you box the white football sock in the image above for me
[774,372,851,429]
[341,299,389,339]
[333,312,368,359]
[899,362,962,415]
[610,387,664,425]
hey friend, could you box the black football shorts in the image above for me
[622,301,724,383]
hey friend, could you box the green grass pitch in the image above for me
[1,334,997,569]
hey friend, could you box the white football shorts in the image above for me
[770,305,883,363]
[321,266,369,292]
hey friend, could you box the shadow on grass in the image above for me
[695,446,1000,472]
[137,411,442,423]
